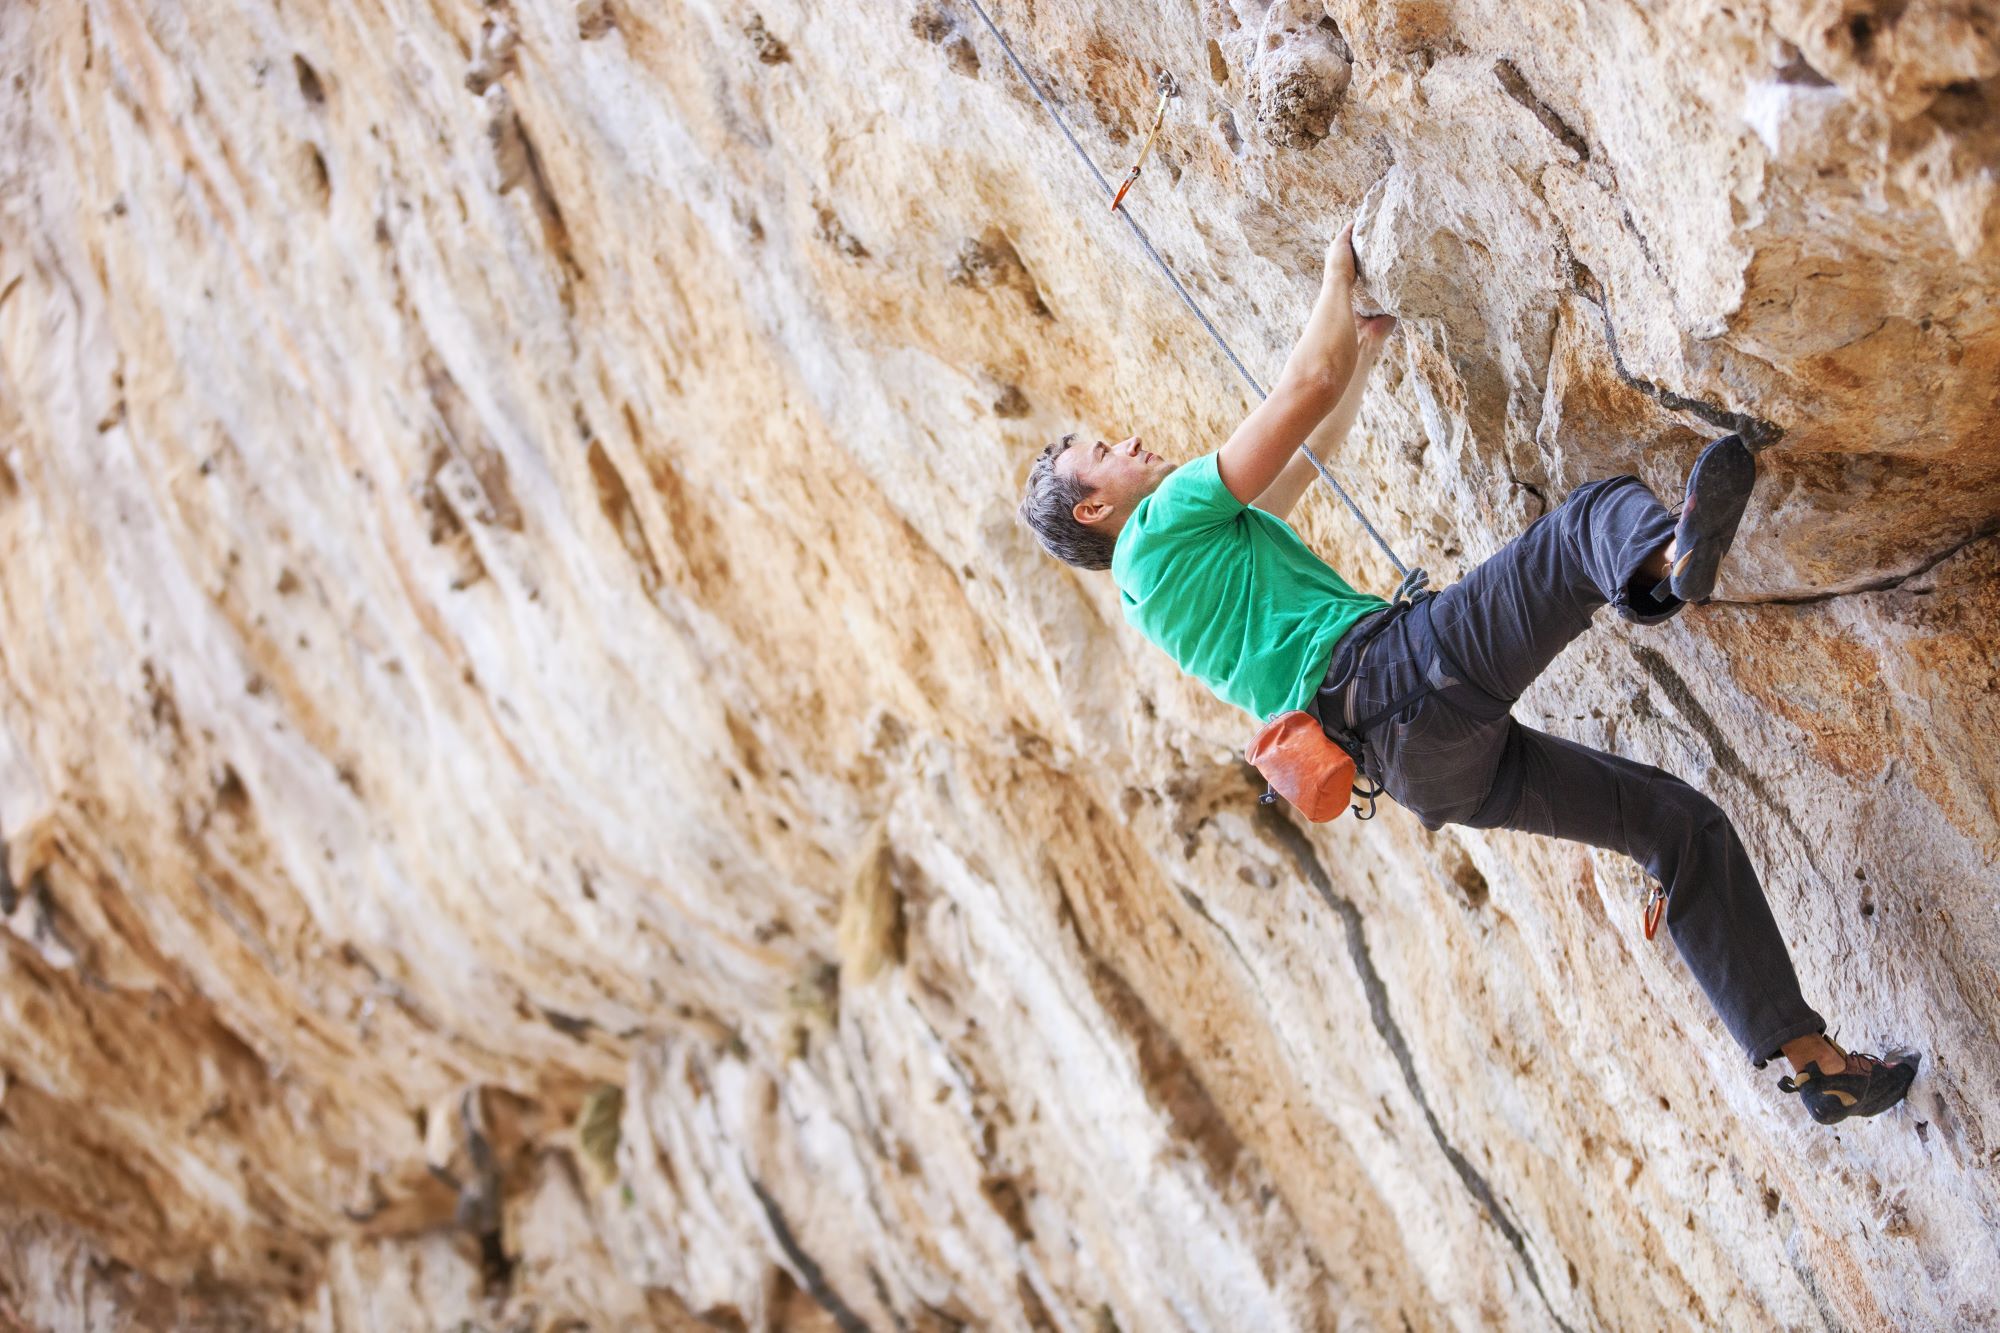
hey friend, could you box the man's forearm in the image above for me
[1252,342,1379,518]
[1214,226,1366,505]
[1275,274,1359,402]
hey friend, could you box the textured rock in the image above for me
[1,0,1996,1328]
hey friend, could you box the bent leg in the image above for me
[1487,721,1825,1064]
[1427,476,1679,705]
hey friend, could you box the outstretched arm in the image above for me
[1215,225,1362,505]
[1252,313,1396,521]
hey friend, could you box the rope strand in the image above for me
[964,0,1411,578]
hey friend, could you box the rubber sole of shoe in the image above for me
[1670,434,1756,604]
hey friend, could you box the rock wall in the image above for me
[2,0,1996,1327]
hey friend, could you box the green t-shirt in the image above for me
[1111,454,1387,720]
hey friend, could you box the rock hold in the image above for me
[464,15,520,96]
[1248,1,1354,148]
[743,13,790,67]
[912,4,982,77]
[577,0,618,42]
[948,228,1052,318]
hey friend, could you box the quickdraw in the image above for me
[1642,882,1667,940]
[1109,81,1174,212]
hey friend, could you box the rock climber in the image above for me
[1017,224,1917,1125]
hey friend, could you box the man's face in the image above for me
[1059,434,1170,529]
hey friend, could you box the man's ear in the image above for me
[1073,496,1113,526]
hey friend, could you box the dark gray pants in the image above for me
[1318,476,1825,1064]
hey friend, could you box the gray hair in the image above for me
[1019,433,1116,571]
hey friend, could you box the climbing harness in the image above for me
[963,0,1422,585]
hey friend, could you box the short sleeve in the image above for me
[1135,453,1242,535]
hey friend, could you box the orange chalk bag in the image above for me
[1246,711,1362,822]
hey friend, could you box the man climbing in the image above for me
[1018,224,1917,1125]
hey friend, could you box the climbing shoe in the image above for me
[1779,1050,1919,1125]
[1663,433,1756,604]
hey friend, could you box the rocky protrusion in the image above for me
[484,86,533,194]
[575,1084,625,1189]
[577,0,618,41]
[743,13,790,66]
[837,822,909,986]
[464,14,520,96]
[813,201,870,260]
[911,4,981,77]
[991,382,1030,417]
[948,228,1052,318]
[1248,2,1353,149]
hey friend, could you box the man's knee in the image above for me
[1564,473,1650,512]
[1643,771,1733,844]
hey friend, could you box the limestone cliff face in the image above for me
[1,0,1996,1327]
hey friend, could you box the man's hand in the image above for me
[1323,222,1358,293]
[1356,311,1397,356]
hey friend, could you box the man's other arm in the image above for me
[1215,225,1360,506]
[1249,420,1340,523]
[1252,313,1394,521]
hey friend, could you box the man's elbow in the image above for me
[1278,364,1348,415]
[1250,494,1299,520]
[1251,457,1314,519]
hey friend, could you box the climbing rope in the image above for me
[964,0,1416,582]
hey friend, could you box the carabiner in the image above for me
[1642,882,1667,940]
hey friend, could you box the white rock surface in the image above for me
[1,0,1996,1328]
